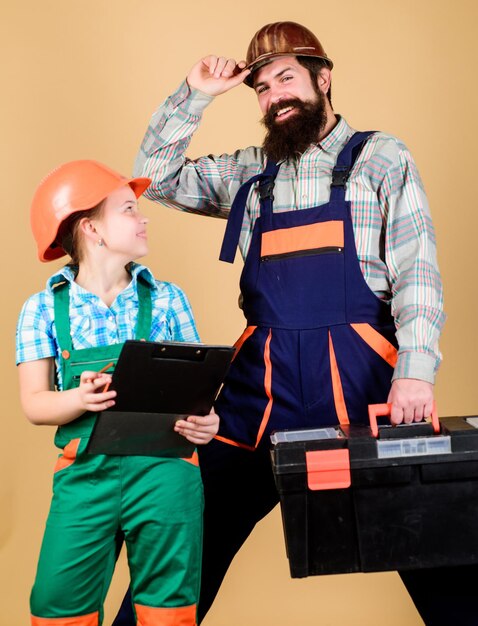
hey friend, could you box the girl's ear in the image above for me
[78,216,98,242]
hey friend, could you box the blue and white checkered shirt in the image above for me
[16,262,199,389]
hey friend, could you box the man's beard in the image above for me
[261,92,327,162]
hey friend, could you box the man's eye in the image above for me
[256,86,268,94]
[282,75,293,83]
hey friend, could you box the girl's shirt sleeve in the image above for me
[16,292,56,365]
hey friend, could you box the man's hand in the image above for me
[387,378,434,425]
[174,408,220,444]
[187,56,251,96]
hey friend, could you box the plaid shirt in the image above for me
[16,262,199,389]
[134,80,445,383]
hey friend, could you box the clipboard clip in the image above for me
[152,343,207,362]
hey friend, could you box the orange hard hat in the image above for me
[245,21,333,87]
[30,160,151,262]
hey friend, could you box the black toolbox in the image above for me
[270,406,478,578]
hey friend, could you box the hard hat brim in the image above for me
[244,52,333,88]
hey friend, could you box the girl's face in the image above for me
[91,185,149,262]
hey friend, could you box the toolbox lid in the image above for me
[271,417,478,477]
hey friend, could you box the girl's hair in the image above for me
[57,200,105,265]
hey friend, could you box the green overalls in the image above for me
[30,279,203,626]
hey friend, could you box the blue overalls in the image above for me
[193,131,401,620]
[214,131,397,448]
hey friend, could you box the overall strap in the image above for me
[52,276,153,352]
[135,276,153,341]
[329,131,376,203]
[219,160,281,264]
[53,281,73,355]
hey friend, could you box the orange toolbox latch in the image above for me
[306,448,351,491]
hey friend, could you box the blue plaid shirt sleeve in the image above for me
[16,292,56,365]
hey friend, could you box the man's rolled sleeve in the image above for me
[379,140,445,384]
[134,81,234,217]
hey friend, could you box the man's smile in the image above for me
[274,105,297,122]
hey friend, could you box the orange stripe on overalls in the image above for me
[328,332,350,425]
[351,323,398,368]
[31,611,99,626]
[134,603,197,626]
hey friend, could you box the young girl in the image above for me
[16,160,218,626]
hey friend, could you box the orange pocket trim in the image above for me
[214,434,255,451]
[31,611,99,626]
[232,326,257,361]
[213,325,259,450]
[214,329,273,451]
[328,332,349,425]
[54,438,81,473]
[351,323,398,368]
[181,451,199,466]
[135,603,197,626]
[254,329,273,447]
[261,221,344,257]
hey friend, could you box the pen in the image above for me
[99,362,114,392]
[86,362,114,390]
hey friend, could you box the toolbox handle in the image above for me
[368,402,439,438]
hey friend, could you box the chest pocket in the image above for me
[66,347,120,387]
[260,220,344,262]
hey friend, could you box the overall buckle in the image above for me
[331,166,351,187]
[258,178,275,200]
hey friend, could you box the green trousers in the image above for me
[30,442,203,625]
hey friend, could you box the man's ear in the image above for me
[316,67,332,96]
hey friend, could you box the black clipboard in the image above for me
[86,340,235,457]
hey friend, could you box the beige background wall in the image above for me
[1,1,477,624]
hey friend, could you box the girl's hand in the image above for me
[78,370,116,412]
[174,408,219,445]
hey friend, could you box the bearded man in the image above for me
[114,21,477,626]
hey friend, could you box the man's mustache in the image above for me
[264,98,308,126]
